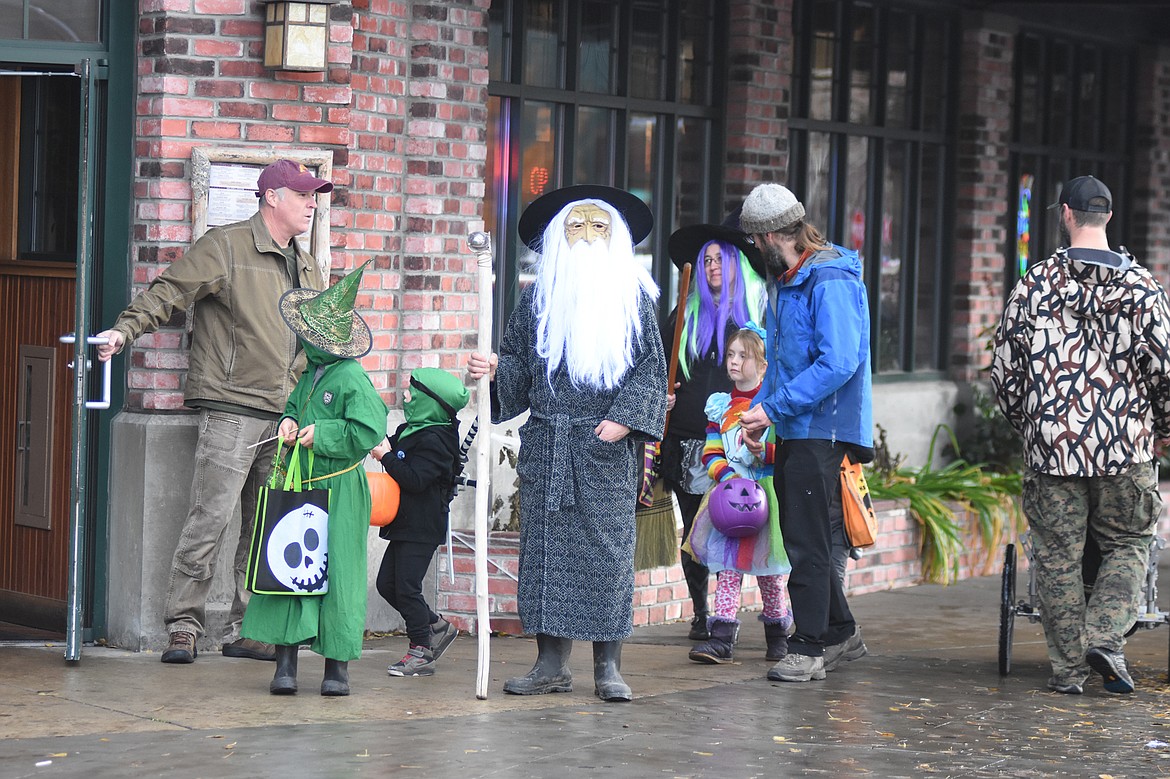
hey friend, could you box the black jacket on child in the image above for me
[377,420,460,546]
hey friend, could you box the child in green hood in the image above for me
[372,367,470,677]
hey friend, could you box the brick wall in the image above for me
[128,1,488,411]
[722,0,794,210]
[1132,44,1170,283]
[436,499,1004,636]
[948,16,1015,382]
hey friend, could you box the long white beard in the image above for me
[533,217,658,391]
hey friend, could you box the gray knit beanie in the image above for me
[739,183,806,234]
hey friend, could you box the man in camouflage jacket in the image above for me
[991,175,1170,695]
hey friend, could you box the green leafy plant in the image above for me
[867,424,1023,584]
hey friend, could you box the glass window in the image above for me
[678,0,713,104]
[487,0,722,341]
[524,0,563,88]
[848,3,875,125]
[520,101,559,210]
[0,0,101,42]
[630,2,665,100]
[579,1,616,94]
[877,141,904,373]
[791,0,955,374]
[575,106,614,184]
[1007,32,1133,289]
[809,0,838,122]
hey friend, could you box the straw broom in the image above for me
[634,262,692,570]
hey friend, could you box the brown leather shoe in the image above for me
[161,631,197,664]
[222,637,276,661]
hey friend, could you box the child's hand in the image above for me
[295,424,315,449]
[278,417,299,444]
[371,440,391,461]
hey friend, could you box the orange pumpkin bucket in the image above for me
[367,471,401,527]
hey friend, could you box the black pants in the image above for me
[671,484,710,618]
[376,540,440,647]
[776,439,856,656]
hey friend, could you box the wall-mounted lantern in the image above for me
[262,0,338,72]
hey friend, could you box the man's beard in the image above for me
[1059,220,1071,247]
[533,236,657,390]
[763,244,787,277]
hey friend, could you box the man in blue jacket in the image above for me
[737,183,873,683]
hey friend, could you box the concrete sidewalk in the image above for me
[4,570,1170,777]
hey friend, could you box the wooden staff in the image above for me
[664,262,692,433]
[469,230,494,700]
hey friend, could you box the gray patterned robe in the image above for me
[496,285,668,640]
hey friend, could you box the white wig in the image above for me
[531,199,659,390]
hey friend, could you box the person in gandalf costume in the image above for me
[242,260,388,697]
[467,185,668,702]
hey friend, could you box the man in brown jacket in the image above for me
[97,159,330,663]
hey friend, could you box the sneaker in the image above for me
[160,631,197,664]
[1086,646,1135,694]
[388,645,436,677]
[430,618,458,661]
[767,652,826,682]
[823,627,867,672]
[1046,676,1084,695]
[688,615,710,641]
[221,637,276,661]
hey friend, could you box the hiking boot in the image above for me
[1086,647,1135,694]
[388,645,436,677]
[1047,676,1084,695]
[688,619,738,664]
[763,621,790,662]
[160,631,197,664]
[688,614,710,641]
[767,652,826,682]
[430,618,458,661]
[823,627,867,672]
[222,637,276,661]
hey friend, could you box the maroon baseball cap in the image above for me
[255,159,334,197]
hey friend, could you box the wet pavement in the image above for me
[5,570,1170,778]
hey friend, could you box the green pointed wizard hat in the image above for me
[278,259,374,359]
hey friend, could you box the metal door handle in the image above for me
[58,333,112,410]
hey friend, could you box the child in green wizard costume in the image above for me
[371,367,469,677]
[242,260,388,697]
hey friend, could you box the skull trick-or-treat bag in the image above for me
[246,441,331,595]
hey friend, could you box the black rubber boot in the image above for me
[682,553,711,640]
[593,641,632,702]
[269,645,298,695]
[764,621,790,662]
[321,659,350,696]
[503,634,573,695]
[688,619,739,664]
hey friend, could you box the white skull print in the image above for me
[266,504,329,593]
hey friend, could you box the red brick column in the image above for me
[723,0,794,209]
[949,16,1014,382]
[348,1,489,404]
[1131,44,1170,283]
[131,0,352,411]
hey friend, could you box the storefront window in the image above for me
[487,0,723,341]
[0,0,101,42]
[792,0,955,373]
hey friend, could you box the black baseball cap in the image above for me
[1048,175,1112,213]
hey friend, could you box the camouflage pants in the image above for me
[1022,462,1161,682]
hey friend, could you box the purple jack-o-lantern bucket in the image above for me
[708,477,768,538]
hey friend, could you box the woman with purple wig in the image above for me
[661,223,766,640]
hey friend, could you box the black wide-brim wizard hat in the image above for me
[517,184,654,251]
[668,223,764,280]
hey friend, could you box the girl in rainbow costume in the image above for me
[684,324,793,663]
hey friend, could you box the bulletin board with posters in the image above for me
[190,147,333,280]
